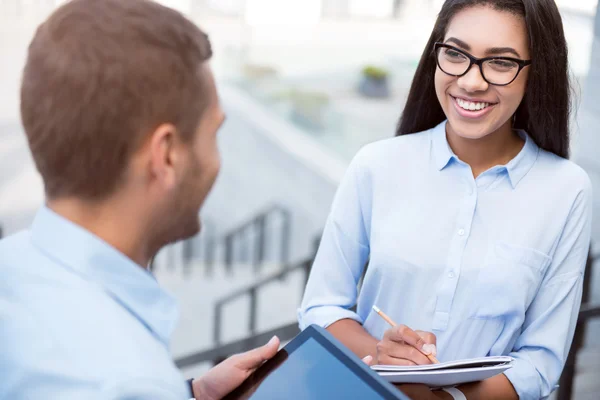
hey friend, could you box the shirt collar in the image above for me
[503,129,539,188]
[430,120,539,188]
[30,206,179,347]
[431,120,455,171]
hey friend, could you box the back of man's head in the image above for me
[21,0,213,200]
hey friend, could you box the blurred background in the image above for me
[1,1,599,399]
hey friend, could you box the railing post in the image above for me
[183,238,193,277]
[303,259,312,289]
[312,234,321,256]
[239,233,248,265]
[224,235,233,275]
[205,232,215,278]
[280,210,291,271]
[249,287,257,336]
[214,302,222,345]
[254,216,266,273]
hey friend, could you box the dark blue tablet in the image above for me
[224,324,409,399]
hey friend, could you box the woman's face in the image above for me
[434,6,530,140]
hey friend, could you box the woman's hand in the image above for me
[375,325,437,365]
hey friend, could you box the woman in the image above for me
[298,1,592,399]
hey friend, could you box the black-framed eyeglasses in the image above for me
[433,42,531,86]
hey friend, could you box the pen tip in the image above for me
[372,305,380,313]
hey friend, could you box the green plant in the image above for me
[243,64,278,79]
[273,89,330,130]
[272,89,330,107]
[362,65,389,80]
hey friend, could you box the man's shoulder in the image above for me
[0,230,53,294]
[0,235,161,371]
[0,273,162,362]
[0,230,61,283]
[0,286,186,399]
[0,231,33,266]
[0,231,188,399]
[0,230,88,300]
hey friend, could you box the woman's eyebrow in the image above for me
[445,37,522,58]
[487,46,522,58]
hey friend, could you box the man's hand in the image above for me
[191,336,280,400]
[375,325,437,365]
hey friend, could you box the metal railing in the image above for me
[222,204,291,275]
[213,258,312,348]
[150,204,291,277]
[148,217,217,274]
[211,231,320,347]
[176,322,300,369]
[175,232,319,368]
[174,257,311,369]
[181,219,217,277]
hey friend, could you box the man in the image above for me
[0,0,280,398]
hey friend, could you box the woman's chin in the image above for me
[446,117,500,141]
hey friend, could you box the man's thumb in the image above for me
[238,336,280,370]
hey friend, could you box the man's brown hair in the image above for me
[21,0,213,199]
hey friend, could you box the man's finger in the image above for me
[236,336,280,370]
[362,355,373,366]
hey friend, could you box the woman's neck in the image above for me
[445,120,525,178]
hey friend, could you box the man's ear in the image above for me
[148,123,180,190]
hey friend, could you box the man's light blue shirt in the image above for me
[0,207,190,399]
[299,121,592,400]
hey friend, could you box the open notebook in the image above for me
[372,356,513,387]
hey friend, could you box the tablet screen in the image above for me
[224,326,405,400]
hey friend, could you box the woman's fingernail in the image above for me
[268,335,278,346]
[422,344,437,356]
[362,355,373,364]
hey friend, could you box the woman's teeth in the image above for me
[456,97,490,111]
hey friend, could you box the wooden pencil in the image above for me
[372,305,440,364]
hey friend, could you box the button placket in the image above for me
[433,180,477,331]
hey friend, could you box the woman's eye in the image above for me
[445,49,465,59]
[488,59,518,70]
[443,49,468,63]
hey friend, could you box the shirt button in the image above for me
[448,271,456,279]
[458,228,465,236]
